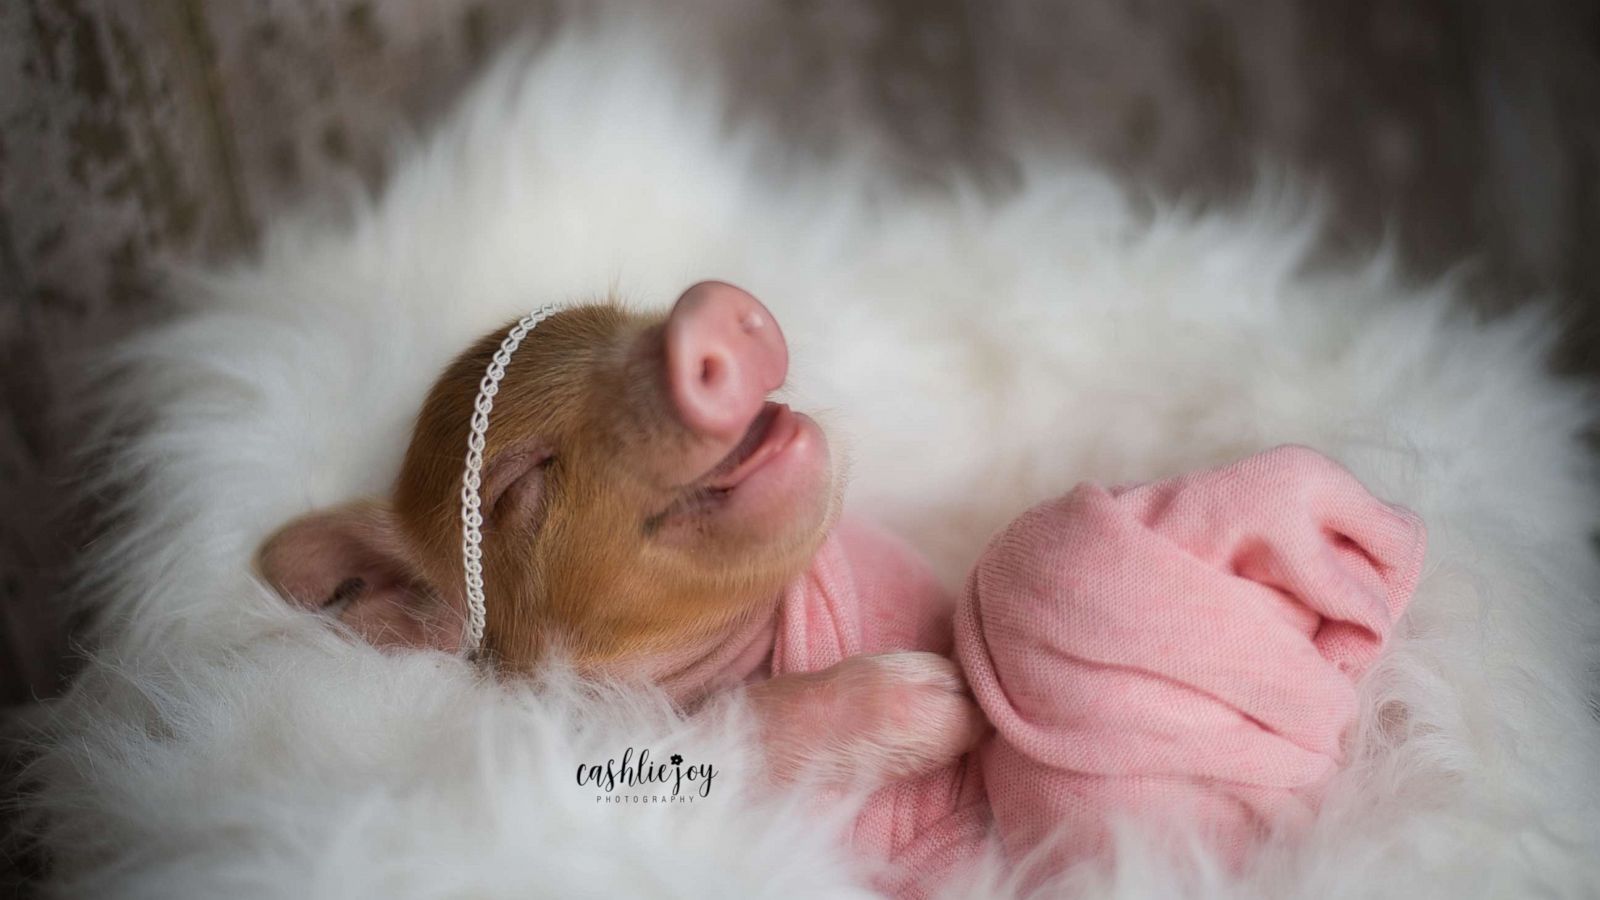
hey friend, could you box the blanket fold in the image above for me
[774,446,1426,895]
[955,445,1426,873]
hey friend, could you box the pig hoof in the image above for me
[829,652,989,781]
[749,651,989,785]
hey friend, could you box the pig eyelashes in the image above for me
[461,305,559,655]
[482,449,553,515]
[486,453,553,534]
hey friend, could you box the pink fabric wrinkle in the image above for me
[765,445,1425,898]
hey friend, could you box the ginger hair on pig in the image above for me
[261,288,838,682]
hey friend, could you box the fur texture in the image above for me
[11,12,1600,899]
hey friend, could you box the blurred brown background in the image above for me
[1,0,1597,708]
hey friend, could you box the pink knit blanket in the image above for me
[770,446,1426,896]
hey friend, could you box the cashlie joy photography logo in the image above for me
[577,748,717,804]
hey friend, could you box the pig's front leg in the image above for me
[744,651,988,785]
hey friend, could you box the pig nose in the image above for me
[664,281,789,439]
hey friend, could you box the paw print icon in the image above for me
[669,753,683,766]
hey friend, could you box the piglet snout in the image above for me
[665,281,789,440]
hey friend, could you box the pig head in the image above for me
[260,282,833,684]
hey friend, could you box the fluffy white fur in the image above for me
[13,13,1600,899]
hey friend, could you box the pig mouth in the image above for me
[696,401,801,493]
[644,401,809,532]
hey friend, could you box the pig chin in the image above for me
[705,407,833,541]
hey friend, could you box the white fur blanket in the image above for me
[14,15,1600,899]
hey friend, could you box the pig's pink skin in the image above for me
[650,280,834,549]
[746,651,988,785]
[665,281,789,441]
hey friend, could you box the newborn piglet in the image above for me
[262,284,1427,899]
[258,282,984,786]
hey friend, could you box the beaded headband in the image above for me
[459,306,558,654]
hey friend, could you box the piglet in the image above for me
[259,282,987,793]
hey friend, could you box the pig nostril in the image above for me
[700,355,723,387]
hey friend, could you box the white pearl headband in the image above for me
[459,306,558,654]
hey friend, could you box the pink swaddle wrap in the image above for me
[771,446,1426,896]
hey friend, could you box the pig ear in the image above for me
[257,500,464,654]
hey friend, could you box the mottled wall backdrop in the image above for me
[1,0,1596,705]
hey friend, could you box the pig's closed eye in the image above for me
[484,448,552,532]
